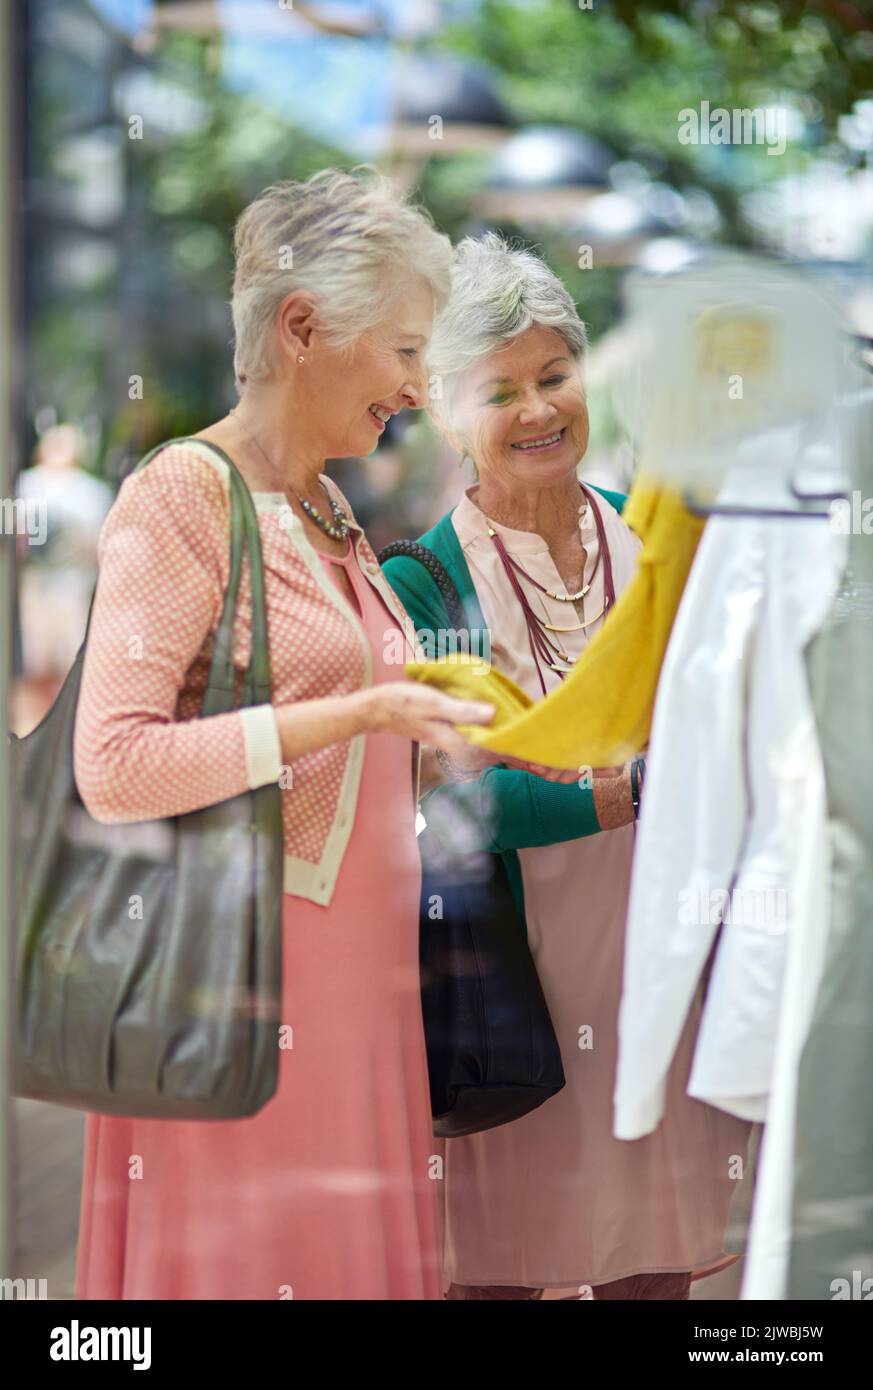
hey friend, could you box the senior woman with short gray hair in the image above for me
[384,233,752,1301]
[73,169,494,1301]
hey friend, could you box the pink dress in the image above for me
[76,543,442,1300]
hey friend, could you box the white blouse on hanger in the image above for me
[613,427,845,1140]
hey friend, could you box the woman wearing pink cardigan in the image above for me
[72,169,493,1301]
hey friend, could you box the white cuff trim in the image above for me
[240,704,283,789]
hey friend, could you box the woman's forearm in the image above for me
[591,765,635,830]
[422,767,602,853]
[420,758,635,850]
[273,689,373,763]
[273,685,495,767]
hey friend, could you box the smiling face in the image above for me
[450,324,589,488]
[304,275,435,459]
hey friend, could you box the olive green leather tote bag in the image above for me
[10,439,284,1119]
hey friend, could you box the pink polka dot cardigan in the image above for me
[72,440,422,906]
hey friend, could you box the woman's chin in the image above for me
[343,430,381,459]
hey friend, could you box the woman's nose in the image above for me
[517,391,556,426]
[399,360,429,410]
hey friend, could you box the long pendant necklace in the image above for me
[484,483,616,695]
[230,407,350,541]
[532,588,607,633]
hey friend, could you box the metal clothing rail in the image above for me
[683,484,843,522]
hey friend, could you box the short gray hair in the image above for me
[428,232,588,427]
[231,167,452,385]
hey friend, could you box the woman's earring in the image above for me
[297,356,305,364]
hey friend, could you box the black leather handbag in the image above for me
[379,540,565,1138]
[10,438,285,1120]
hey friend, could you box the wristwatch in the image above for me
[630,756,646,819]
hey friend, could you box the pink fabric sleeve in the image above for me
[73,445,281,824]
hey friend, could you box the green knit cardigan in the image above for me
[381,485,628,922]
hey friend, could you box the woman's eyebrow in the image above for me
[478,356,571,391]
[398,332,428,345]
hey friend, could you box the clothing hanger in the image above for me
[682,477,843,521]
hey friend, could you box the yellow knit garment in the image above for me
[404,479,705,770]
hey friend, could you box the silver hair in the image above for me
[427,232,588,427]
[231,167,453,385]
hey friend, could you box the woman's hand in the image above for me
[359,682,495,759]
[273,685,493,767]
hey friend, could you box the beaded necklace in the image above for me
[482,483,616,696]
[230,408,350,541]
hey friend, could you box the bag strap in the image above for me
[85,436,272,717]
[377,538,467,632]
[129,437,246,713]
[226,454,271,710]
[134,438,271,715]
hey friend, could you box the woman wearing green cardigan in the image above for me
[381,233,751,1301]
[382,480,631,916]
